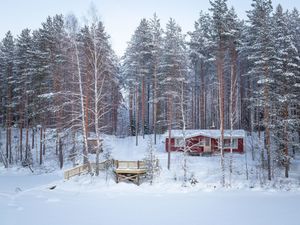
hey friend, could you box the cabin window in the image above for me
[197,137,210,147]
[174,138,185,147]
[224,138,238,148]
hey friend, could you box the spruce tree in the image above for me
[246,0,275,181]
[272,4,300,177]
[0,31,15,163]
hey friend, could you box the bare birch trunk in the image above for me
[72,37,90,170]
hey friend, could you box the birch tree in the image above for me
[65,14,90,168]
[81,9,119,175]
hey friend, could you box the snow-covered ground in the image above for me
[1,134,300,225]
[1,171,300,225]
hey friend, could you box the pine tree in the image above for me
[149,13,163,144]
[272,4,300,178]
[287,8,300,151]
[161,18,189,169]
[226,7,241,185]
[0,31,15,164]
[188,12,214,129]
[210,0,229,186]
[122,19,153,144]
[246,0,275,181]
[15,28,34,162]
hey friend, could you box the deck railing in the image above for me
[64,160,110,180]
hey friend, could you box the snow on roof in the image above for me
[164,129,246,139]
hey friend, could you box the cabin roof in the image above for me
[164,129,246,139]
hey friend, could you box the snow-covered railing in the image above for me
[114,160,146,170]
[64,160,110,180]
[64,164,89,180]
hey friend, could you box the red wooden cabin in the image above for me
[165,130,245,154]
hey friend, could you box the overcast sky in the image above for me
[0,0,299,56]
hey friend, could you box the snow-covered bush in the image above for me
[144,137,161,184]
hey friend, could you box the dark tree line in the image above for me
[0,0,299,179]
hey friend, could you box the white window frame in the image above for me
[223,138,238,149]
[174,138,185,147]
[197,137,210,147]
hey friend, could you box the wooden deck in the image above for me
[114,160,147,185]
[64,160,150,185]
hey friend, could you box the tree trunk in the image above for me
[72,37,90,170]
[141,77,145,139]
[39,127,43,165]
[6,85,12,164]
[217,39,226,187]
[135,82,139,146]
[43,128,46,155]
[264,65,271,181]
[229,44,238,186]
[19,104,23,162]
[25,127,29,160]
[200,61,205,129]
[153,63,158,144]
[58,136,63,169]
[167,95,173,170]
[129,91,134,136]
[6,126,9,161]
[31,128,35,150]
[147,82,150,135]
[283,103,289,178]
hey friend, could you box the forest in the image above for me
[0,0,299,183]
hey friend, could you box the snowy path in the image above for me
[1,173,300,225]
